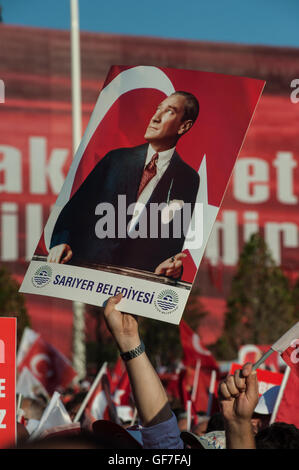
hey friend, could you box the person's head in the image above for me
[192,416,209,437]
[21,397,46,421]
[177,413,188,432]
[255,422,299,449]
[144,91,199,151]
[206,412,225,434]
[251,412,271,435]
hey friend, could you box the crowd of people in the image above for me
[10,293,299,450]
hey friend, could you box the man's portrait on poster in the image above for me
[47,91,200,280]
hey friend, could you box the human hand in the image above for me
[154,252,186,278]
[47,244,73,264]
[218,363,259,423]
[103,294,140,353]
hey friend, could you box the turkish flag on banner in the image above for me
[179,320,219,370]
[280,340,299,378]
[275,371,299,428]
[18,336,77,395]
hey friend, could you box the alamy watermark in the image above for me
[94,195,204,249]
[0,80,4,103]
[290,78,299,104]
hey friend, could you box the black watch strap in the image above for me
[120,341,145,362]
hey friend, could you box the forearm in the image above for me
[103,296,172,428]
[117,337,170,426]
[126,353,170,426]
[224,419,256,449]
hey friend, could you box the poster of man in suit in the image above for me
[47,90,200,278]
[20,65,265,323]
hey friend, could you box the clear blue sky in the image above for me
[1,0,299,47]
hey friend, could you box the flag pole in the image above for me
[206,370,216,417]
[252,349,274,370]
[191,360,201,402]
[252,322,299,370]
[16,393,23,421]
[130,407,138,426]
[73,362,107,422]
[269,365,291,425]
[70,0,86,380]
[186,400,192,431]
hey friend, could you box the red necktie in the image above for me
[137,152,159,199]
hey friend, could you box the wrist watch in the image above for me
[120,340,145,362]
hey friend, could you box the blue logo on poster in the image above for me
[32,265,52,288]
[155,289,179,314]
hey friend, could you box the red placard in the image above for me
[229,363,283,396]
[0,317,16,448]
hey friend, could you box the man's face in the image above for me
[144,94,189,151]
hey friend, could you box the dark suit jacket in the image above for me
[50,143,199,272]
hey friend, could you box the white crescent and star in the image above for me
[192,332,212,356]
[30,353,54,378]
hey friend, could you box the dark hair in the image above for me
[172,91,200,123]
[255,422,299,449]
[206,412,225,433]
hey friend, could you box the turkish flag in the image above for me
[110,357,126,394]
[18,336,77,395]
[179,320,219,370]
[280,340,299,378]
[184,365,220,414]
[87,370,120,423]
[275,371,299,428]
[113,369,131,407]
[87,378,110,422]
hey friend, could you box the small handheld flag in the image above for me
[253,322,299,371]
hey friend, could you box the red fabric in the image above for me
[238,344,280,372]
[87,368,131,422]
[110,357,125,393]
[281,341,299,378]
[275,371,299,428]
[112,370,131,407]
[207,260,224,292]
[179,320,219,370]
[178,368,191,408]
[186,365,220,414]
[179,321,220,413]
[18,336,77,395]
[162,372,181,402]
[86,375,110,421]
[178,366,219,418]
